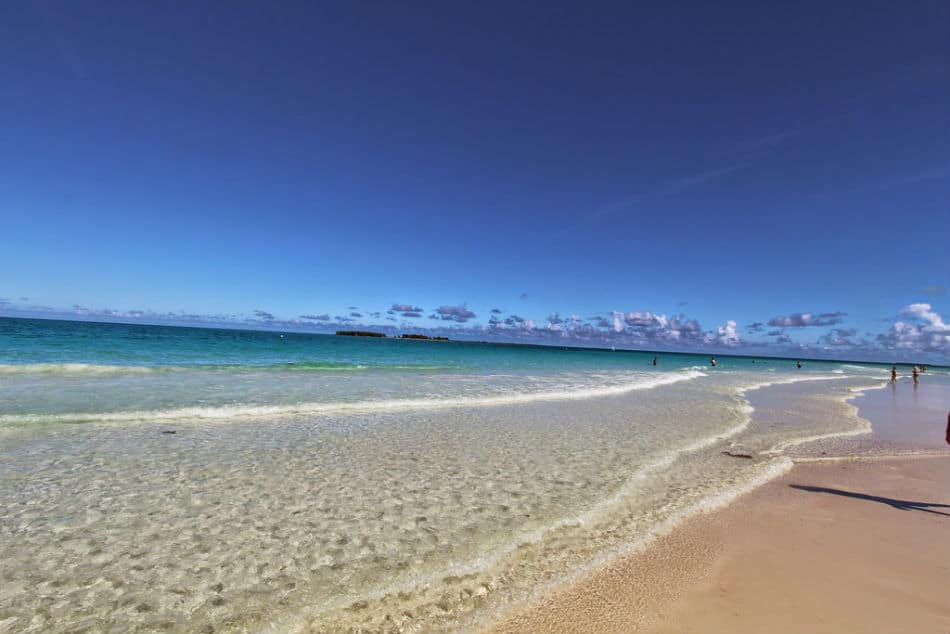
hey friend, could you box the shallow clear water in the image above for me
[0,317,947,632]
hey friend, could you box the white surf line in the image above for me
[760,380,888,456]
[473,456,795,634]
[724,373,850,450]
[487,373,900,623]
[734,372,850,394]
[778,375,950,459]
[280,373,932,631]
[260,399,766,633]
[456,374,857,628]
[269,373,830,630]
[248,373,849,631]
[0,369,706,425]
[0,363,173,376]
[793,450,950,464]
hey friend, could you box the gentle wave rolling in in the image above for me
[0,369,706,426]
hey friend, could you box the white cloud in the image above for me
[712,319,741,346]
[877,303,950,353]
[612,312,624,332]
[768,311,846,327]
[433,304,476,323]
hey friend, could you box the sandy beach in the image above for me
[493,455,950,634]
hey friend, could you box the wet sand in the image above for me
[492,455,950,634]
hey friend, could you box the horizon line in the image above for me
[1,313,942,369]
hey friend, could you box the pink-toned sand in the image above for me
[492,456,950,634]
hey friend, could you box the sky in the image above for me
[1,2,948,362]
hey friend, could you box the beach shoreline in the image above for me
[3,317,948,632]
[490,454,950,633]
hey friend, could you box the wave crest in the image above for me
[0,363,169,376]
[0,361,467,376]
[0,369,706,425]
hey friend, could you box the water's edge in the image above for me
[470,376,947,633]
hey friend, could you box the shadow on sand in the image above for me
[789,485,950,517]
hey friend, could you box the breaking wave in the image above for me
[0,369,706,426]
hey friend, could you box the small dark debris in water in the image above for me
[161,430,177,434]
[722,450,754,459]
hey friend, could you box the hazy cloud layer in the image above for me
[818,327,859,347]
[876,303,950,354]
[484,307,743,351]
[2,298,947,362]
[609,311,708,345]
[433,304,476,323]
[768,311,846,327]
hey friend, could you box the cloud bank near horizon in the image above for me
[1,299,947,363]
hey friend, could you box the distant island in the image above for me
[335,330,386,337]
[333,331,450,341]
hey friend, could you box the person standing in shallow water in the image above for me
[913,366,919,385]
[710,357,717,367]
[796,360,802,369]
[891,366,898,382]
[652,356,657,366]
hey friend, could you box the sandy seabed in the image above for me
[493,455,950,634]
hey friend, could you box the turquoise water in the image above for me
[0,316,905,426]
[1,317,947,633]
[1,316,899,374]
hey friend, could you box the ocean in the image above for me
[1,317,948,632]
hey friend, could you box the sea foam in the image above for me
[0,369,706,426]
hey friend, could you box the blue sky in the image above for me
[1,2,948,361]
